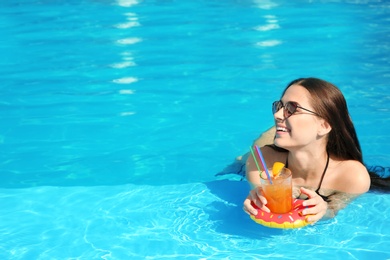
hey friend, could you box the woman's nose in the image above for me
[274,106,284,121]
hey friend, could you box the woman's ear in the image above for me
[318,119,332,136]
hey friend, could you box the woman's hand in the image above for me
[300,187,328,223]
[243,187,270,216]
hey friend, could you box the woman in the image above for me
[243,77,371,224]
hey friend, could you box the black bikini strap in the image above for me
[315,151,330,193]
[285,156,289,168]
[285,151,329,192]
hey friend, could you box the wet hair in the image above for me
[282,77,362,162]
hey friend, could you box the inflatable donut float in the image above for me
[250,199,313,229]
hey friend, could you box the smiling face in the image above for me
[273,84,328,150]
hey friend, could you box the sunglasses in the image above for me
[272,100,320,118]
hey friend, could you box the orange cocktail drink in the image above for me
[259,167,292,214]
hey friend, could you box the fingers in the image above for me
[302,202,327,223]
[243,188,270,216]
[243,197,257,215]
[300,187,328,223]
[300,187,317,200]
[243,189,259,215]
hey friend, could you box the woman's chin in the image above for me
[274,138,287,149]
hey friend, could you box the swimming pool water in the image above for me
[1,0,389,259]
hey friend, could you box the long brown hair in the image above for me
[270,77,389,190]
[282,77,363,162]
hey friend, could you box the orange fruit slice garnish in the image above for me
[272,162,285,177]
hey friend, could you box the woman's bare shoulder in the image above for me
[332,160,370,194]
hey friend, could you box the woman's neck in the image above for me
[288,149,329,181]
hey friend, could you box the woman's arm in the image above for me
[300,187,364,223]
[253,126,275,147]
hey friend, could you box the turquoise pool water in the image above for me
[1,0,389,259]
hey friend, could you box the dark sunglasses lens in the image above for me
[272,101,282,114]
[285,102,298,116]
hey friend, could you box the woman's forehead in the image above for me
[282,84,312,104]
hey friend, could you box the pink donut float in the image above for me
[250,199,312,229]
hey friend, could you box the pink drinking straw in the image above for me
[254,145,273,184]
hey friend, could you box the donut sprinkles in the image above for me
[250,199,312,229]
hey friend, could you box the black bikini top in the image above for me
[286,151,331,202]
